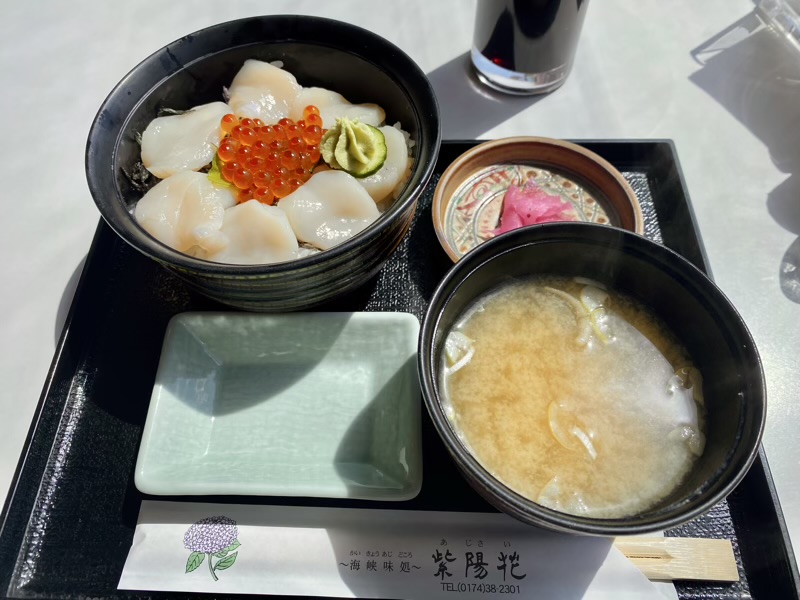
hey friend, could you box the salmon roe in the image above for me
[214,108,326,205]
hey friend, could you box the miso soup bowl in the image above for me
[86,15,440,311]
[418,223,766,536]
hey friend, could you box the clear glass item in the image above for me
[758,0,800,52]
[471,0,591,95]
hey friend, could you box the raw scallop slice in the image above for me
[356,125,411,202]
[289,87,385,129]
[141,102,231,179]
[206,200,299,265]
[134,171,236,253]
[227,60,302,122]
[277,170,380,250]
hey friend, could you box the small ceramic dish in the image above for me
[432,137,644,261]
[135,312,422,500]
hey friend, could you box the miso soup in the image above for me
[440,276,705,518]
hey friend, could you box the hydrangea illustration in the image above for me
[183,515,241,581]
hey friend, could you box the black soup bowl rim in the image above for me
[85,14,441,275]
[418,222,766,536]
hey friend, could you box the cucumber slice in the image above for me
[321,118,387,178]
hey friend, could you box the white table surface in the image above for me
[1,0,798,571]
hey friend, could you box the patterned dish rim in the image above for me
[431,137,644,262]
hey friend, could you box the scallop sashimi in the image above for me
[133,60,415,265]
[134,171,236,254]
[140,102,231,179]
[227,59,301,122]
[277,170,380,250]
[207,200,299,265]
[290,87,385,129]
[357,125,412,202]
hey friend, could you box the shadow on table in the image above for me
[425,52,543,139]
[689,7,800,303]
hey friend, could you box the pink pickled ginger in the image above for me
[492,181,575,235]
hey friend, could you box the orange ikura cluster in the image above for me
[217,106,326,205]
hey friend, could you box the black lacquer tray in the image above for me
[1,141,798,599]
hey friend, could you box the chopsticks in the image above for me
[613,537,739,582]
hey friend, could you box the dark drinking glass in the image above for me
[471,0,590,94]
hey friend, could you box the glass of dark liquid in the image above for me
[471,0,590,95]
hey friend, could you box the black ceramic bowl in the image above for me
[86,15,440,311]
[419,223,766,535]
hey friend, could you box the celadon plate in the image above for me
[134,312,422,500]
